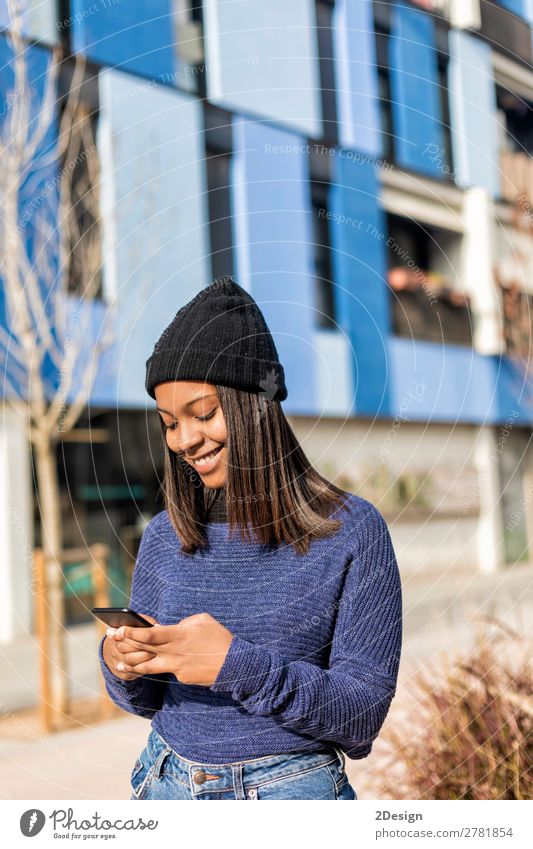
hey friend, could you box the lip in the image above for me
[187,444,224,473]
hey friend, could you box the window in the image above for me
[373,2,453,177]
[57,1,72,52]
[435,19,454,179]
[374,3,394,163]
[57,58,103,299]
[496,84,533,155]
[496,84,533,205]
[55,408,165,623]
[173,0,206,96]
[386,213,471,346]
[203,103,234,281]
[309,145,336,329]
[315,0,338,143]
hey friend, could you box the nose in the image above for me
[170,420,204,455]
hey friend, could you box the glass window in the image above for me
[374,21,394,163]
[315,0,338,143]
[309,146,336,329]
[58,58,103,299]
[386,213,471,346]
[203,104,234,280]
[495,84,533,155]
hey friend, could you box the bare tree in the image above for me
[0,1,113,726]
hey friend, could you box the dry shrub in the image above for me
[379,617,533,799]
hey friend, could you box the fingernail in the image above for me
[117,627,125,638]
[117,662,125,671]
[106,628,115,637]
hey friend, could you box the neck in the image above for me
[205,486,227,523]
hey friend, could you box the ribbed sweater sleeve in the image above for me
[97,518,171,719]
[209,503,402,757]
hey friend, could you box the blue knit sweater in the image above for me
[98,492,402,762]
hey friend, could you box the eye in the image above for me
[197,409,216,422]
[162,408,216,431]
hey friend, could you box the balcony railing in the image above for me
[387,266,473,346]
[500,149,533,211]
[497,278,533,360]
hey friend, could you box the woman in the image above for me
[99,276,403,800]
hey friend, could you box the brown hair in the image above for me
[159,384,351,555]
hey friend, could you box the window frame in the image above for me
[203,103,234,281]
[315,0,339,145]
[309,145,337,330]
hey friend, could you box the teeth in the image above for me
[193,448,220,466]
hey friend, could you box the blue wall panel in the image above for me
[389,0,445,177]
[526,0,533,63]
[448,30,500,197]
[71,0,175,80]
[230,118,318,415]
[495,0,526,16]
[63,297,116,408]
[203,0,322,138]
[390,338,498,423]
[332,0,382,157]
[97,70,212,408]
[390,340,533,426]
[329,152,391,416]
[495,356,533,425]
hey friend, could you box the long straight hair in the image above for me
[159,384,351,555]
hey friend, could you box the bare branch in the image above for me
[1,6,112,434]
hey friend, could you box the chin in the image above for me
[205,476,227,487]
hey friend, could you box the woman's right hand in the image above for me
[102,616,158,681]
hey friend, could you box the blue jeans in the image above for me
[130,728,357,800]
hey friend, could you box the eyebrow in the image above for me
[156,393,218,417]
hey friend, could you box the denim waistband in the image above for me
[143,728,345,793]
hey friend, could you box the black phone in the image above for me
[91,607,154,628]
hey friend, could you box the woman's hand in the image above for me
[111,612,234,686]
[102,613,158,681]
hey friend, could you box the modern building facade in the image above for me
[1,0,532,642]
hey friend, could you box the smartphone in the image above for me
[91,607,154,629]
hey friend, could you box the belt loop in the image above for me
[333,745,345,769]
[153,745,172,779]
[232,763,245,800]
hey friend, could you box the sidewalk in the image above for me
[1,563,532,799]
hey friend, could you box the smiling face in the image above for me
[155,380,228,488]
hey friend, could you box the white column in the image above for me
[0,403,34,643]
[448,0,481,31]
[462,187,503,356]
[474,426,505,574]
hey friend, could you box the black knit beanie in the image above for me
[145,276,288,402]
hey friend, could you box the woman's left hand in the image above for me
[111,613,234,686]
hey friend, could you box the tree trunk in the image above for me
[33,434,69,727]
